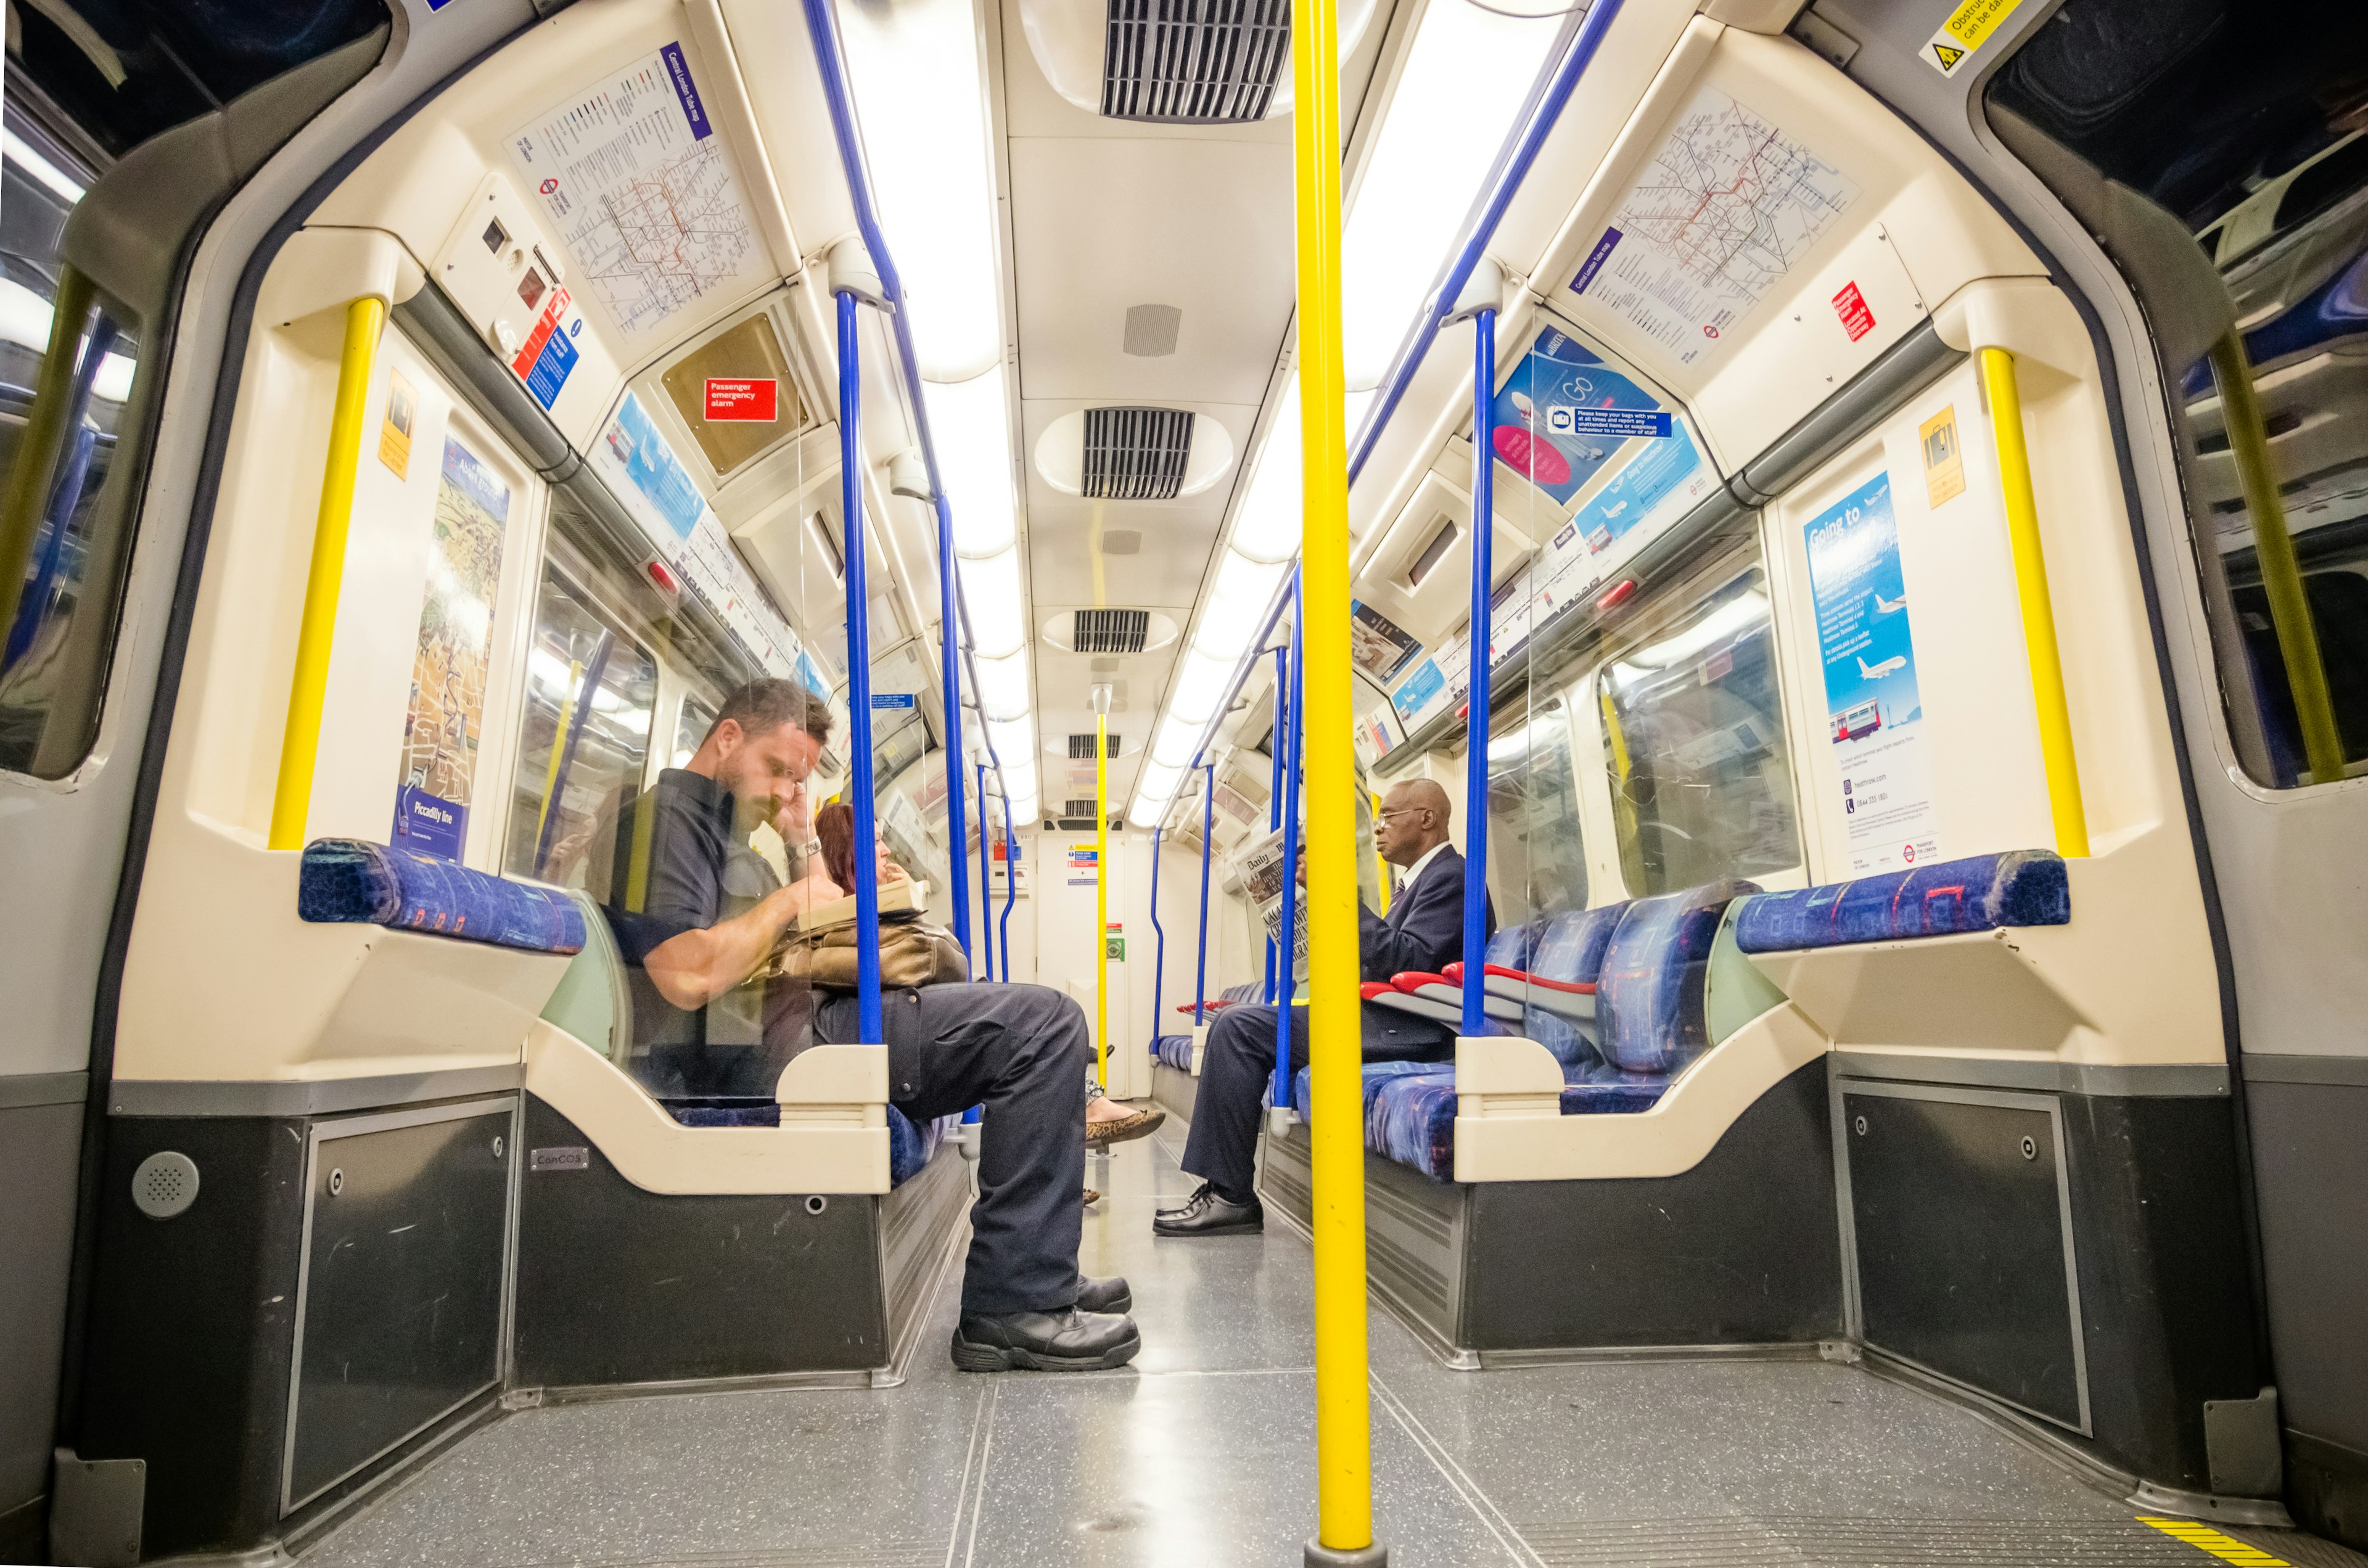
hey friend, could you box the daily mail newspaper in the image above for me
[1229,792,1383,980]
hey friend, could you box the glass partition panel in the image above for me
[1485,692,1587,930]
[1597,569,1801,897]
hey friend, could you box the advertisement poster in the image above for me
[1569,423,1714,563]
[393,438,511,858]
[1489,328,1675,506]
[1805,473,1940,872]
[1347,599,1421,684]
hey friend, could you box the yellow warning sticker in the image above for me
[1920,405,1965,507]
[379,370,417,480]
[1923,0,2028,75]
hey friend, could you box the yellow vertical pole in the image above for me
[269,295,387,850]
[2209,332,2345,785]
[0,265,97,647]
[1095,708,1110,1091]
[1978,347,2089,858]
[1293,0,1375,1553]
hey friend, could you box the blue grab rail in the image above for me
[1272,576,1305,1110]
[1193,763,1214,1025]
[976,759,995,981]
[837,290,885,1043]
[1149,824,1166,1052]
[1460,305,1497,1039]
[1265,644,1286,1006]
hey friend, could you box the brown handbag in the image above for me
[772,910,968,991]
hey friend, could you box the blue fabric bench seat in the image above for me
[298,838,585,954]
[663,1099,952,1187]
[1154,1033,1196,1071]
[1731,851,2068,954]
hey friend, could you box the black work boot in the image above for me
[951,1308,1141,1372]
[1153,1181,1264,1237]
[1077,1275,1132,1313]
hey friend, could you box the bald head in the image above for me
[1375,778,1452,867]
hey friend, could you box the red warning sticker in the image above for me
[704,378,778,421]
[1833,281,1876,342]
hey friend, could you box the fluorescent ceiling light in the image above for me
[958,550,1027,658]
[923,372,1018,557]
[1166,648,1235,726]
[1227,376,1302,564]
[1134,760,1183,807]
[985,712,1035,763]
[1011,790,1040,822]
[1193,550,1289,660]
[3,129,83,203]
[972,649,1031,720]
[838,0,1003,382]
[1339,0,1563,390]
[1151,712,1202,768]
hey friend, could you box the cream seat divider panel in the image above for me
[1452,1003,1828,1182]
[525,1022,890,1195]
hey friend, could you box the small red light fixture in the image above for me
[1596,578,1637,611]
[646,559,681,596]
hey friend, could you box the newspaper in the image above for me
[1228,790,1383,981]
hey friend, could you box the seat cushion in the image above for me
[1154,1033,1196,1071]
[1597,881,1759,1075]
[663,1100,947,1187]
[1731,850,2070,953]
[1484,922,1541,970]
[1529,903,1630,987]
[1367,1072,1461,1179]
[1290,1058,1449,1122]
[298,838,585,953]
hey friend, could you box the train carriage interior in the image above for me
[1,0,2366,1562]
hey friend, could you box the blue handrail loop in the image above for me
[1193,763,1215,1026]
[1272,572,1305,1110]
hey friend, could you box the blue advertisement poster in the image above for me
[1571,424,1708,557]
[1804,472,1941,872]
[604,392,706,540]
[393,438,512,860]
[1489,328,1675,507]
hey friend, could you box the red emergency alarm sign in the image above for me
[704,378,778,421]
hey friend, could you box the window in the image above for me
[1486,694,1587,927]
[0,107,140,778]
[1987,0,2368,787]
[503,567,659,900]
[1597,571,1801,896]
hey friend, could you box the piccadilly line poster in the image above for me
[394,437,511,859]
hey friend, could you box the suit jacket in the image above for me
[1359,844,1493,982]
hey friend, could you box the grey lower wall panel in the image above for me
[0,1100,81,1545]
[879,1144,971,1359]
[1151,1062,1198,1126]
[2246,1076,2368,1550]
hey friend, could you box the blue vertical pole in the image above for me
[1264,644,1286,1005]
[1272,573,1304,1111]
[999,790,1016,983]
[938,495,971,962]
[1192,765,1214,1024]
[1460,308,1497,1040]
[1148,825,1166,1056]
[976,760,995,982]
[837,289,883,1045]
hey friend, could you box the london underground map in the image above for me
[1569,86,1859,367]
[511,43,771,346]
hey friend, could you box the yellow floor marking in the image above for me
[2139,1516,2292,1566]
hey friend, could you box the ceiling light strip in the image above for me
[803,0,1019,805]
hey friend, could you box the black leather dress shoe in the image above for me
[951,1308,1141,1372]
[1153,1183,1264,1236]
[1077,1275,1132,1314]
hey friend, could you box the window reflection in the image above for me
[1486,696,1587,927]
[1597,572,1801,896]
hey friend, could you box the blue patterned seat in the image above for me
[663,1100,951,1188]
[1154,1033,1196,1070]
[298,838,585,953]
[1731,850,2068,953]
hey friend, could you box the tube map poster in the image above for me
[1804,472,1940,872]
[394,437,511,859]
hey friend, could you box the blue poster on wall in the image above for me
[1489,328,1675,507]
[603,392,706,540]
[1804,472,1941,872]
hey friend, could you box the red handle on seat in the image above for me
[1391,971,1453,993]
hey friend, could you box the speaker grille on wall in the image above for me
[131,1151,200,1220]
[1081,408,1195,499]
[1101,0,1289,123]
[1072,608,1149,653]
[1122,304,1182,357]
[1067,733,1124,758]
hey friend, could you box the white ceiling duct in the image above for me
[1034,406,1235,498]
[1019,0,1379,125]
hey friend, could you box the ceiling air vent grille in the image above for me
[1101,0,1290,124]
[1082,407,1196,499]
[1072,608,1150,654]
[1067,733,1124,759]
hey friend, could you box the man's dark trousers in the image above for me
[1180,1002,1448,1204]
[816,982,1087,1316]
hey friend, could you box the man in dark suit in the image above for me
[1156,778,1490,1236]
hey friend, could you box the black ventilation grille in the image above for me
[1067,733,1123,758]
[1064,798,1100,818]
[1082,407,1196,499]
[1101,0,1289,124]
[1073,609,1149,653]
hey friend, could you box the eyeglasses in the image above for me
[1378,806,1425,821]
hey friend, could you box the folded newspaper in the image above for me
[1228,794,1381,977]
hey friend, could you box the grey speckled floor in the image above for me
[298,1115,2343,1568]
